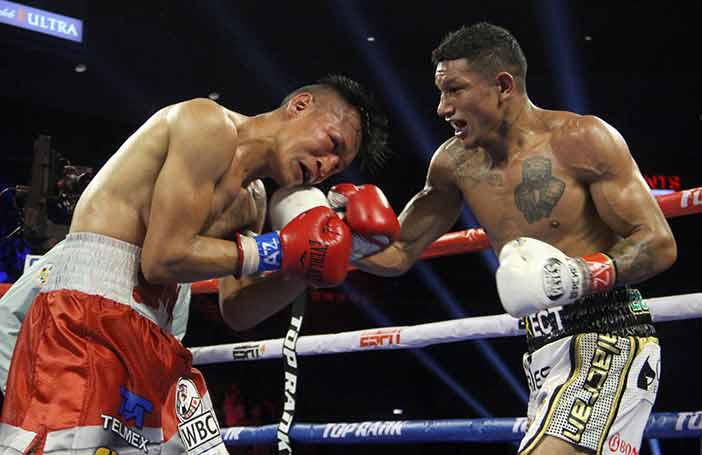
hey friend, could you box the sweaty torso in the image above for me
[444,109,618,256]
[70,105,262,245]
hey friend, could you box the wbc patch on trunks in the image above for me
[175,377,223,454]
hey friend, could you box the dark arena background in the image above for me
[1,1,700,454]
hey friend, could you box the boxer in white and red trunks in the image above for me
[0,75,393,455]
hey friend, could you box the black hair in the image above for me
[431,22,527,90]
[282,74,390,173]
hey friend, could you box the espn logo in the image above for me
[359,328,401,348]
[232,344,265,361]
[178,410,222,452]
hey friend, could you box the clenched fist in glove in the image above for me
[327,183,400,261]
[496,237,616,317]
[235,206,352,287]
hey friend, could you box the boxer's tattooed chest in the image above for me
[514,156,565,224]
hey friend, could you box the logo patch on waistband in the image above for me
[628,291,650,315]
[36,264,52,286]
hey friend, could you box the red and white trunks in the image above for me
[0,233,226,455]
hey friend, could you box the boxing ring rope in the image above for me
[219,412,702,445]
[201,291,702,446]
[203,291,702,446]
[0,187,700,297]
[189,293,702,365]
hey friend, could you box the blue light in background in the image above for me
[343,283,492,417]
[415,263,528,404]
[331,0,437,160]
[648,438,662,455]
[331,0,522,409]
[537,0,589,113]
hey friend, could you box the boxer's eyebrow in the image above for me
[436,77,462,90]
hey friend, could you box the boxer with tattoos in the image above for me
[357,23,676,455]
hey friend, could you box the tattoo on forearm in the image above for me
[609,239,656,284]
[514,156,565,223]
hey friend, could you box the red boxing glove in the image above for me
[327,183,400,261]
[280,206,352,287]
[236,206,352,287]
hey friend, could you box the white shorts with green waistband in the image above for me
[518,333,660,455]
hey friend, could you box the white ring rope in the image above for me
[191,292,701,366]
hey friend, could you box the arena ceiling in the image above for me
[1,1,698,149]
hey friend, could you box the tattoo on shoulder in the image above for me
[514,156,565,223]
[445,142,492,184]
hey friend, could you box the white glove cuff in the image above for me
[238,234,260,277]
[269,185,330,230]
[565,257,589,301]
[326,190,348,212]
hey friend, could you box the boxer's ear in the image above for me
[496,72,515,103]
[286,92,314,117]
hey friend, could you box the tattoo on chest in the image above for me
[514,156,565,223]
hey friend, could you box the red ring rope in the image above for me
[1,187,700,297]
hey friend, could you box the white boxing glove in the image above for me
[269,185,330,230]
[495,237,616,317]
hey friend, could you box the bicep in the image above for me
[395,181,463,259]
[142,101,233,265]
[589,162,665,238]
[395,144,464,259]
[587,124,669,239]
[143,152,216,254]
[583,119,676,282]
